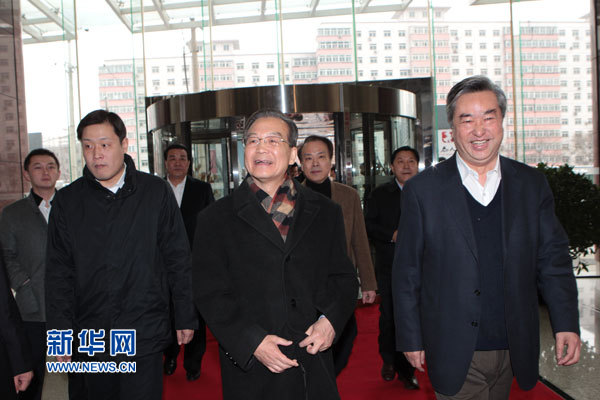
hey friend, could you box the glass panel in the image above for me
[373,122,391,188]
[192,140,229,200]
[349,113,365,200]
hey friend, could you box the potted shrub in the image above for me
[537,163,600,275]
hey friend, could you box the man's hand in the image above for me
[56,355,71,362]
[362,290,377,304]
[299,317,335,355]
[253,335,298,373]
[176,329,194,345]
[14,371,33,393]
[404,350,425,372]
[391,230,398,243]
[555,332,581,366]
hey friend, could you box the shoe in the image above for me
[163,358,177,375]
[399,375,419,390]
[381,363,396,381]
[186,370,201,381]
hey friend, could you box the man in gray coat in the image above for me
[0,148,61,400]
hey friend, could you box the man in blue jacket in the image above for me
[393,76,580,399]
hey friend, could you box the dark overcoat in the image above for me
[46,155,197,359]
[364,180,402,275]
[0,255,31,399]
[179,177,214,244]
[393,154,580,396]
[192,179,358,400]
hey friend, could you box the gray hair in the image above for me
[446,75,507,126]
[244,109,298,147]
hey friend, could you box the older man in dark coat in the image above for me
[192,109,358,400]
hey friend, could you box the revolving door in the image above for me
[146,83,419,202]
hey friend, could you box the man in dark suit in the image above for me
[163,143,214,381]
[192,109,358,400]
[365,146,419,388]
[0,254,33,399]
[0,148,60,400]
[393,75,581,399]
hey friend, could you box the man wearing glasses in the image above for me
[192,109,357,400]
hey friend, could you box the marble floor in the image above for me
[40,276,600,399]
[539,277,600,400]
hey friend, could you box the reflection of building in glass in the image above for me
[99,6,593,175]
[0,1,28,207]
[99,62,149,171]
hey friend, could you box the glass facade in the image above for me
[20,0,597,184]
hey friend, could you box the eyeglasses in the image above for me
[244,136,290,147]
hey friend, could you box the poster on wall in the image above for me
[437,129,456,161]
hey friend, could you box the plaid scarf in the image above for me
[248,176,297,242]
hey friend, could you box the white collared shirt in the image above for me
[38,193,55,223]
[395,178,403,190]
[456,153,502,206]
[167,175,187,208]
[104,164,127,194]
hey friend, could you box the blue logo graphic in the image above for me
[47,329,73,356]
[78,329,106,356]
[110,330,136,356]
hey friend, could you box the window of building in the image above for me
[369,30,376,37]
[152,79,160,86]
[465,30,472,36]
[267,62,274,69]
[466,43,472,49]
[479,43,486,50]
[167,66,174,73]
[223,44,230,51]
[384,43,392,50]
[152,66,159,73]
[398,43,406,50]
[480,55,487,62]
[398,30,406,37]
[236,63,244,70]
[252,62,259,69]
[385,56,392,63]
[493,30,500,36]
[399,56,407,63]
[479,30,486,36]
[252,76,259,83]
[385,70,393,77]
[371,70,378,77]
[384,30,391,37]
[370,43,377,50]
[267,75,275,82]
[370,57,377,63]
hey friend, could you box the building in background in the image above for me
[98,6,593,175]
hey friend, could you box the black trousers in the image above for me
[17,321,46,400]
[377,271,415,379]
[83,352,162,400]
[332,313,357,375]
[163,310,206,373]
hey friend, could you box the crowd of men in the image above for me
[0,76,581,400]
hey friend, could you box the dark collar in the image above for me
[83,153,137,197]
[30,189,43,206]
[305,178,332,199]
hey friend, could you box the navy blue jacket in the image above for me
[393,154,579,395]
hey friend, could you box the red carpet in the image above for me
[163,305,563,399]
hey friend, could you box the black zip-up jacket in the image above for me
[46,154,196,359]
